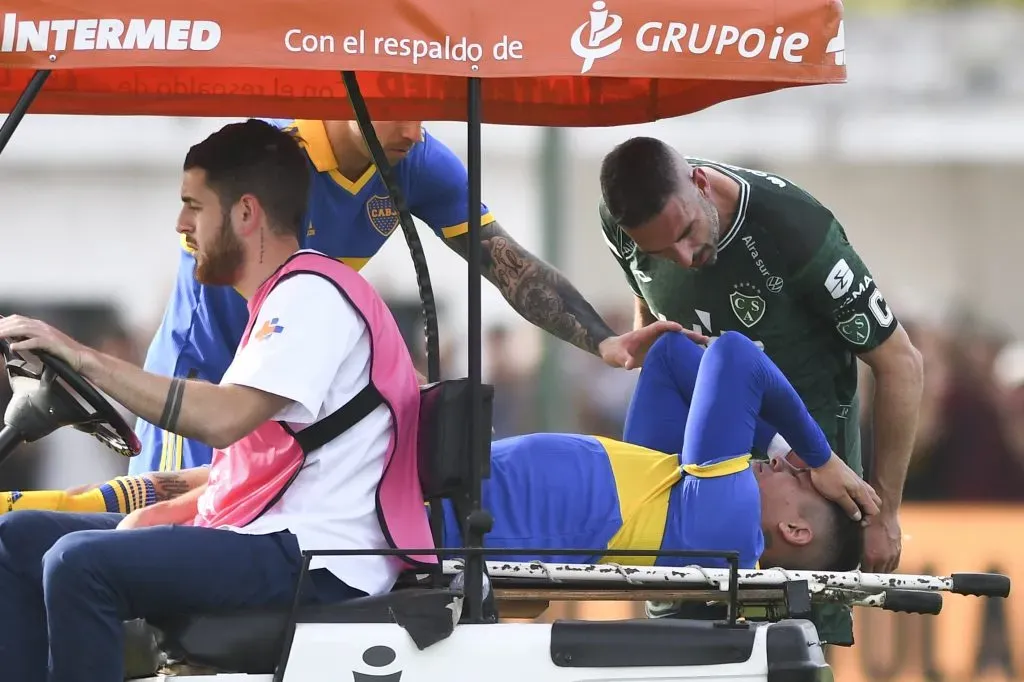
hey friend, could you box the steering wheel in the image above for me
[0,338,141,458]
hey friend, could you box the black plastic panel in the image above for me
[550,618,756,668]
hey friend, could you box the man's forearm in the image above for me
[448,222,615,355]
[869,359,924,511]
[147,468,211,502]
[140,483,206,526]
[80,349,233,448]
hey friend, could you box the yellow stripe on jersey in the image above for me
[598,443,754,567]
[440,212,496,239]
[596,437,682,567]
[683,454,752,479]
[175,433,184,470]
[337,256,371,271]
[158,431,185,472]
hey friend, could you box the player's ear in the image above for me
[690,167,709,195]
[234,194,260,236]
[777,520,813,548]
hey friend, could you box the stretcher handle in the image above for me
[951,572,1011,598]
[882,590,942,616]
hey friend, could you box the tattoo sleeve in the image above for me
[445,220,614,355]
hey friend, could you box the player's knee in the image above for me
[646,330,703,369]
[41,530,109,591]
[0,511,61,563]
[706,331,759,366]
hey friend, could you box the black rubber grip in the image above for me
[883,590,943,615]
[951,573,1011,598]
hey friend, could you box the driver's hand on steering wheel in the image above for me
[0,315,90,373]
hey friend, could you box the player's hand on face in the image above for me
[861,513,902,574]
[0,315,88,372]
[599,323,703,370]
[808,453,882,524]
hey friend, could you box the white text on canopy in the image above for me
[635,22,809,62]
[284,28,524,65]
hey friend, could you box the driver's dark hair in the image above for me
[183,119,309,240]
[600,136,684,229]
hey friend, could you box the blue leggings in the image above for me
[0,511,362,682]
[624,332,830,466]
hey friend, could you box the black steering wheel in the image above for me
[0,338,141,459]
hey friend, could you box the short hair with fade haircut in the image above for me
[183,119,310,240]
[784,499,863,572]
[819,501,865,572]
[600,136,685,229]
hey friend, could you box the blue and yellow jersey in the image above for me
[132,119,493,474]
[441,433,763,569]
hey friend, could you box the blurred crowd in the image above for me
[3,298,1024,503]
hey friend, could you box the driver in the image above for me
[441,331,880,571]
[0,119,433,682]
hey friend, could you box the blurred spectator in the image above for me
[571,308,639,439]
[484,324,539,438]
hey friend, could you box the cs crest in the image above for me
[729,282,765,328]
[366,195,400,237]
[836,312,871,346]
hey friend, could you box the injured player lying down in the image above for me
[441,331,882,571]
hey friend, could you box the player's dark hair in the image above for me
[183,119,310,240]
[818,501,864,572]
[600,136,684,229]
[781,499,863,572]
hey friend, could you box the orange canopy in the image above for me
[0,0,846,126]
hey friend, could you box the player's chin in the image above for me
[692,248,716,269]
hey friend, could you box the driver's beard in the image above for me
[195,211,245,287]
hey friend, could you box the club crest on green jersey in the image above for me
[729,282,765,328]
[836,312,871,345]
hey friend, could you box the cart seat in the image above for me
[145,586,459,674]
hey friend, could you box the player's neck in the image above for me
[235,236,302,300]
[326,122,374,182]
[705,167,740,236]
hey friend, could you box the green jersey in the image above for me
[601,158,898,475]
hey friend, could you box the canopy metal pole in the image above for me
[463,75,487,623]
[536,128,569,431]
[0,70,50,156]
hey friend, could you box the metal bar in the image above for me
[0,70,51,156]
[273,551,313,682]
[463,75,486,623]
[340,71,441,383]
[536,128,569,430]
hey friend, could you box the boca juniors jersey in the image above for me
[441,433,763,570]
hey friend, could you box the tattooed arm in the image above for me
[444,220,616,356]
[147,467,211,502]
[65,467,210,504]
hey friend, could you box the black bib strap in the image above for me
[290,382,385,454]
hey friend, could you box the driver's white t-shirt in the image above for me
[217,272,399,597]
